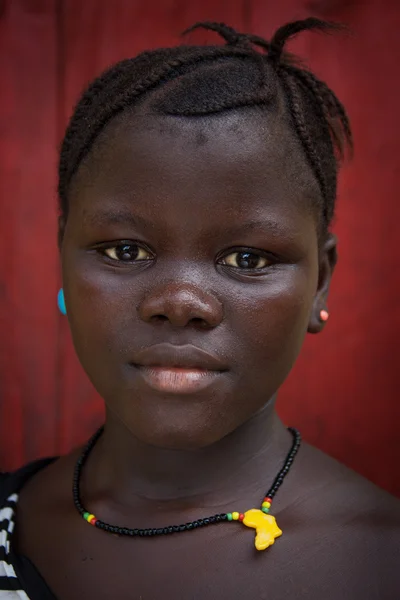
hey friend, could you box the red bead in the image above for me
[89,517,97,526]
[264,497,272,503]
[239,513,244,521]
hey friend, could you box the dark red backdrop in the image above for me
[1,0,399,496]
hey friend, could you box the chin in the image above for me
[119,407,233,451]
[139,424,226,451]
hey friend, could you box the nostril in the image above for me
[192,317,209,329]
[150,315,169,323]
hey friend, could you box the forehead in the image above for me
[69,108,320,230]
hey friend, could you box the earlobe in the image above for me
[307,233,337,334]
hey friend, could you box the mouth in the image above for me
[133,365,224,394]
[130,343,228,394]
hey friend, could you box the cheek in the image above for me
[62,255,133,364]
[230,269,316,373]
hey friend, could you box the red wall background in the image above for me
[1,0,399,496]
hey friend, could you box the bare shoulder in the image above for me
[276,442,400,598]
[18,445,81,508]
[15,446,82,554]
[293,440,400,508]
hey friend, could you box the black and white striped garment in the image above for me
[0,459,57,599]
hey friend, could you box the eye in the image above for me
[221,250,271,270]
[103,244,152,262]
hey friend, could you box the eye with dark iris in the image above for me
[222,251,270,270]
[103,244,152,262]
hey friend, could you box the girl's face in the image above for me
[61,109,333,449]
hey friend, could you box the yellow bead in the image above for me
[262,502,271,509]
[232,512,239,520]
[86,513,95,522]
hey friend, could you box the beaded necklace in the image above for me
[73,426,301,551]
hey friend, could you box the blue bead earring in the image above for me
[57,288,67,315]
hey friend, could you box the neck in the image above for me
[82,400,293,511]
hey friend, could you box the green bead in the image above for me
[261,507,270,513]
[227,513,233,521]
[83,512,90,521]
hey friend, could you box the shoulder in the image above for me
[279,442,400,597]
[0,457,59,504]
[291,441,400,530]
[295,441,400,510]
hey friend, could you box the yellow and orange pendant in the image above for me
[227,498,282,551]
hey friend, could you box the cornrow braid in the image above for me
[282,64,353,160]
[58,17,352,233]
[279,70,331,223]
[268,17,344,64]
[182,21,249,47]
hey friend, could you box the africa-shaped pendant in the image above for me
[227,507,282,550]
[242,509,282,550]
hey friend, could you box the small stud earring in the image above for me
[58,288,67,315]
[320,309,329,322]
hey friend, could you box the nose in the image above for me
[138,282,223,328]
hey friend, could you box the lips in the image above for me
[131,343,228,371]
[131,344,228,394]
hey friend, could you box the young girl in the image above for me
[1,17,399,600]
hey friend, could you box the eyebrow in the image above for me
[84,210,297,238]
[83,209,152,229]
[221,219,297,238]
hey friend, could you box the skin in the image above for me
[62,107,330,453]
[13,107,400,599]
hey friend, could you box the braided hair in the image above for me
[58,18,352,233]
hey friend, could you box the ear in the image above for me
[58,214,66,252]
[307,232,337,334]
